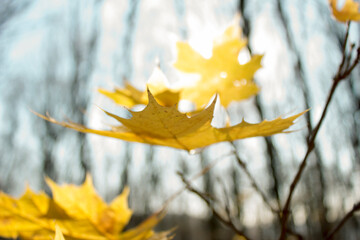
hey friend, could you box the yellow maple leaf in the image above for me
[99,67,180,108]
[45,175,132,235]
[0,175,170,240]
[35,89,306,152]
[99,23,261,110]
[329,0,360,22]
[0,187,54,239]
[174,23,262,109]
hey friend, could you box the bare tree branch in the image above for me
[325,201,360,240]
[161,151,234,208]
[279,22,360,240]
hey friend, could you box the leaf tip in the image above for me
[84,173,94,187]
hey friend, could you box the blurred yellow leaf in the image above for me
[99,67,180,108]
[0,187,54,239]
[233,235,247,240]
[100,23,261,110]
[0,175,170,240]
[35,89,306,152]
[329,0,360,22]
[46,175,132,235]
[99,82,146,108]
[174,23,262,109]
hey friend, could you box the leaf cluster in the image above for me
[36,22,305,152]
[0,175,169,240]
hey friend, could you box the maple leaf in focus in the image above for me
[99,67,180,108]
[35,89,306,152]
[329,0,360,22]
[174,22,262,109]
[0,175,169,240]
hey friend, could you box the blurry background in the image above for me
[0,0,359,239]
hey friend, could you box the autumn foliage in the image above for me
[329,0,360,22]
[0,175,169,240]
[1,1,359,240]
[35,23,305,152]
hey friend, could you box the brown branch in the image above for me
[279,22,359,240]
[325,201,360,240]
[227,144,304,239]
[337,22,351,74]
[161,151,234,208]
[341,47,360,78]
[178,172,252,240]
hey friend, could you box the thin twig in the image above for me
[279,23,359,239]
[325,201,360,240]
[230,142,278,214]
[341,47,360,77]
[337,22,351,74]
[160,151,234,208]
[232,142,303,238]
[218,176,236,226]
[178,172,252,240]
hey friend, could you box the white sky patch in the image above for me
[337,149,353,174]
[293,205,307,226]
[238,47,251,64]
[242,196,261,227]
